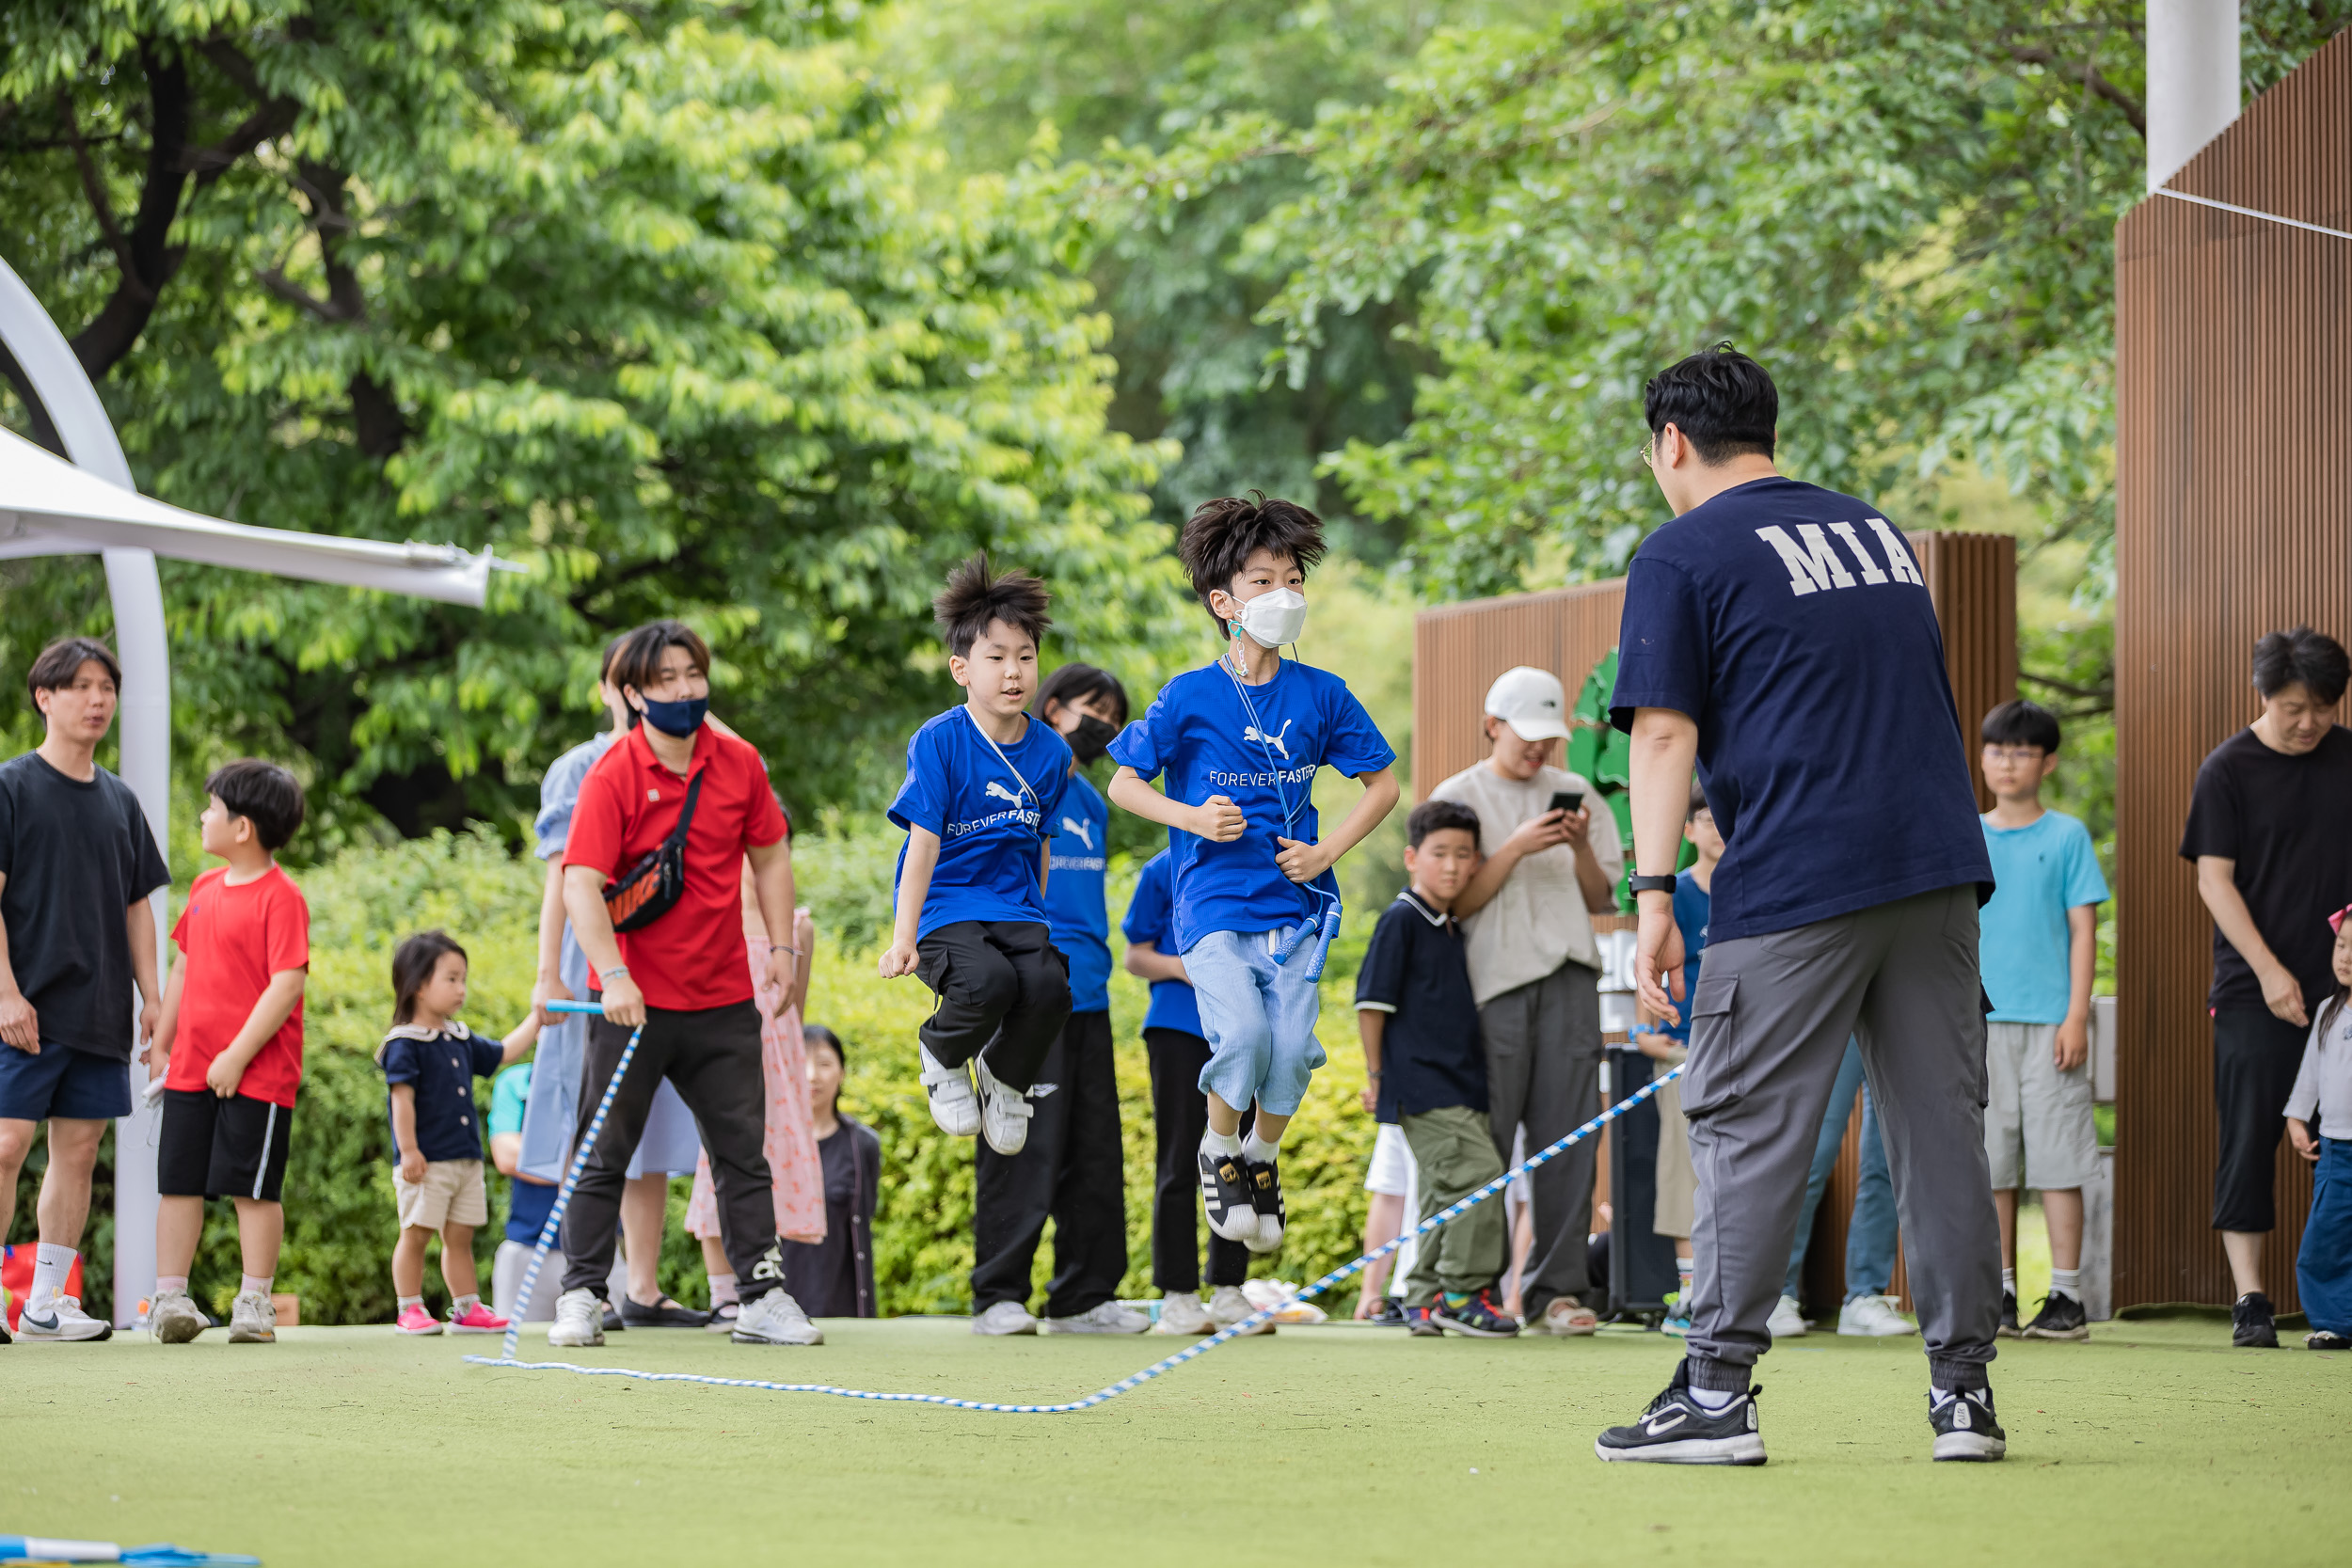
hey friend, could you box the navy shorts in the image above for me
[0,1042,131,1122]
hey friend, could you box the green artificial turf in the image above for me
[8,1316,2344,1566]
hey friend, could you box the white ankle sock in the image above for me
[2001,1267,2016,1293]
[1201,1127,1242,1158]
[708,1272,739,1308]
[398,1294,423,1311]
[1689,1386,1740,1413]
[30,1243,75,1304]
[2049,1267,2080,1302]
[155,1275,190,1296]
[241,1274,273,1297]
[1241,1131,1280,1164]
[451,1292,479,1315]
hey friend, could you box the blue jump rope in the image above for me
[467,999,1682,1412]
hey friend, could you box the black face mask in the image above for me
[1068,714,1118,765]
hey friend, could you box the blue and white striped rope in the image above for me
[496,1001,644,1363]
[469,1007,1680,1412]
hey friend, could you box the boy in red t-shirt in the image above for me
[144,760,310,1345]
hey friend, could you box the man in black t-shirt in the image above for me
[0,637,171,1342]
[2179,626,2352,1350]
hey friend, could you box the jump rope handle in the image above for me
[1304,904,1342,982]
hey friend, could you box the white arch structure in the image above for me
[0,253,500,1324]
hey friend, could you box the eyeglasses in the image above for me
[1636,432,1657,467]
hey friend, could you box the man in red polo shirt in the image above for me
[551,619,819,1349]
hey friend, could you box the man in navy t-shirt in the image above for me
[883,557,1074,1174]
[966,663,1148,1337]
[1594,346,2004,1468]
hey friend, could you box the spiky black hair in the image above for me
[934,552,1052,658]
[1178,492,1327,629]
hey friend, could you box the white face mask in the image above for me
[1229,586,1307,649]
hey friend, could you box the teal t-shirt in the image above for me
[489,1062,532,1137]
[1978,811,2108,1023]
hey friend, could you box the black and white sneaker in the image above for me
[1243,1157,1286,1253]
[2233,1291,2279,1348]
[2021,1291,2089,1341]
[1199,1147,1258,1243]
[2305,1329,2350,1351]
[1595,1363,1766,1465]
[1996,1290,2021,1338]
[1929,1386,2007,1461]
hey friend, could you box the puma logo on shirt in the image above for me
[984,780,1027,807]
[1754,517,1923,596]
[1061,816,1094,849]
[1243,719,1295,760]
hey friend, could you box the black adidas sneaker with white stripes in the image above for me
[1199,1147,1258,1243]
[1595,1362,1766,1465]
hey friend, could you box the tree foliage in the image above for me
[0,0,1181,839]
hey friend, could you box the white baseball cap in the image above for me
[1483,666,1572,743]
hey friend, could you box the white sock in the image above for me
[2049,1267,2080,1302]
[1689,1386,1740,1413]
[241,1274,273,1297]
[450,1292,479,1315]
[1241,1131,1280,1165]
[398,1294,423,1312]
[29,1243,75,1304]
[708,1273,739,1308]
[155,1275,190,1296]
[1676,1259,1694,1289]
[1201,1127,1242,1158]
[2001,1267,2016,1293]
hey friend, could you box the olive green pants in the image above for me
[1399,1103,1508,1306]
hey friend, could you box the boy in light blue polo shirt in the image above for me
[1108,495,1399,1254]
[1978,700,2109,1342]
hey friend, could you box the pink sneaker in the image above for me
[447,1302,509,1335]
[395,1303,443,1336]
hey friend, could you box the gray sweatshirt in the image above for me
[2284,1000,2352,1132]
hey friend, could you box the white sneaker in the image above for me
[971,1300,1039,1336]
[1044,1301,1151,1335]
[919,1045,980,1137]
[1206,1284,1275,1337]
[1837,1293,1917,1338]
[1154,1291,1215,1335]
[1766,1293,1809,1338]
[971,1055,1033,1156]
[227,1291,277,1343]
[16,1293,112,1341]
[149,1288,207,1344]
[731,1289,823,1345]
[548,1287,605,1348]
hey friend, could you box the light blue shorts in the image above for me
[1183,928,1327,1117]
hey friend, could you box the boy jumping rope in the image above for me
[1107,495,1398,1252]
[882,555,1074,1161]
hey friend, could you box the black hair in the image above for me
[608,620,712,728]
[27,635,121,704]
[1407,798,1481,848]
[804,1023,845,1064]
[2251,626,2350,705]
[206,759,306,851]
[933,553,1052,659]
[1033,662,1129,729]
[389,930,468,1030]
[1643,341,1777,464]
[1178,492,1327,629]
[1981,698,2062,753]
[1687,780,1711,821]
[597,631,628,683]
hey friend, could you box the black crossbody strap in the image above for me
[667,768,705,849]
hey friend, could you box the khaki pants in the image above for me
[1399,1104,1508,1306]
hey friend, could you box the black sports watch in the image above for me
[1628,874,1678,896]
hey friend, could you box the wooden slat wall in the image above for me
[1414,533,2016,1313]
[2112,31,2351,1313]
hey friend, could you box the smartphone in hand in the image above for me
[1549,789,1584,816]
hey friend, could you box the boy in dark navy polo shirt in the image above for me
[882,556,1074,1180]
[1355,800,1517,1338]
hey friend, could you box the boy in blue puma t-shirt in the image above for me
[1108,496,1399,1254]
[883,554,1074,1163]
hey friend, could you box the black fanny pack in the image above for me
[603,770,704,933]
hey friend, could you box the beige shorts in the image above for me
[1652,1077,1694,1240]
[1982,1022,2100,1190]
[396,1159,488,1231]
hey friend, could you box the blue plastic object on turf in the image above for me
[466,1021,1683,1413]
[0,1539,260,1566]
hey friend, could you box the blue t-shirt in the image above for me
[1107,657,1396,953]
[1661,869,1712,1044]
[1045,772,1112,1013]
[380,1023,507,1164]
[488,1062,531,1136]
[1120,848,1203,1037]
[1609,478,1993,943]
[888,706,1074,941]
[1979,810,2107,1023]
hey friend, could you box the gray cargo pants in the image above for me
[1681,885,2000,1393]
[1478,960,1603,1317]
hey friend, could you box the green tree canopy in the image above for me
[0,0,1181,842]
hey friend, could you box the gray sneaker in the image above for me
[1154,1291,1215,1336]
[227,1291,277,1344]
[731,1288,823,1345]
[972,1299,1038,1336]
[150,1288,208,1344]
[1043,1302,1151,1335]
[1206,1285,1276,1337]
